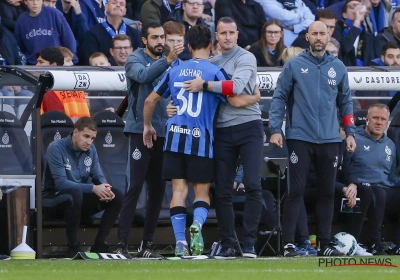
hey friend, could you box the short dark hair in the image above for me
[36,47,64,66]
[392,7,400,22]
[74,117,97,132]
[111,34,132,48]
[382,41,400,56]
[217,16,236,27]
[187,25,211,50]
[316,8,337,21]
[142,22,163,38]
[342,0,361,14]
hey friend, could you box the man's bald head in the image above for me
[306,21,330,55]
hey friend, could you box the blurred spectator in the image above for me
[80,0,141,65]
[0,85,34,107]
[126,0,143,21]
[56,46,74,66]
[257,0,315,47]
[332,0,374,66]
[141,0,182,27]
[211,39,221,57]
[89,52,111,66]
[77,0,105,29]
[298,0,342,14]
[248,19,284,66]
[109,34,133,66]
[280,46,304,63]
[326,36,341,56]
[292,8,337,48]
[37,47,90,122]
[166,0,208,60]
[214,0,265,49]
[162,20,185,63]
[14,3,77,65]
[374,7,400,57]
[0,0,28,33]
[364,0,392,36]
[356,42,399,109]
[56,0,89,48]
[43,0,56,7]
[0,16,26,65]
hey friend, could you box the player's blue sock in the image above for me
[170,206,187,242]
[193,200,210,227]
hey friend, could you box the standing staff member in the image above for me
[269,21,356,257]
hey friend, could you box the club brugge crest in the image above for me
[105,131,112,144]
[132,147,141,160]
[2,131,9,144]
[84,156,92,167]
[54,130,61,141]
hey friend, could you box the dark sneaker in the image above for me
[317,244,345,256]
[67,242,80,258]
[242,242,257,258]
[175,241,190,257]
[190,221,204,256]
[295,240,317,256]
[90,241,112,254]
[386,245,400,255]
[283,243,299,257]
[134,241,164,259]
[115,242,132,259]
[214,247,236,260]
[0,255,11,260]
[369,243,387,256]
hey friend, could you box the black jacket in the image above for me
[166,8,208,61]
[332,19,374,67]
[79,21,142,65]
[214,0,265,48]
[374,27,400,58]
[0,23,25,65]
[248,42,282,67]
[0,1,28,33]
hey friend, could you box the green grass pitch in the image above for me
[1,256,400,280]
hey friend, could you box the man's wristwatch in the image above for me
[203,81,208,90]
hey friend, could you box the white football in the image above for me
[332,232,357,256]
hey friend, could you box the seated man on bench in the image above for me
[42,117,123,257]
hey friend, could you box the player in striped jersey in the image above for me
[143,25,260,257]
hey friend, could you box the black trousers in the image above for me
[214,120,264,248]
[43,187,123,245]
[117,133,166,244]
[282,140,340,243]
[366,186,400,246]
[298,183,374,243]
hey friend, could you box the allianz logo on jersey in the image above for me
[0,131,12,148]
[103,131,115,147]
[169,125,201,138]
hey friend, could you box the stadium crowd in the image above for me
[1,0,400,260]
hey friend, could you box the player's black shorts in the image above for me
[162,151,214,183]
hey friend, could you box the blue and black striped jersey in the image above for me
[154,58,229,158]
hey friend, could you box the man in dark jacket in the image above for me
[0,17,25,65]
[374,8,400,58]
[80,0,141,65]
[214,0,265,49]
[141,0,182,26]
[332,0,374,66]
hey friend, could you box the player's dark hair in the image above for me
[142,22,163,38]
[74,117,97,132]
[36,47,64,66]
[187,25,211,50]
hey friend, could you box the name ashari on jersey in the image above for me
[154,59,230,158]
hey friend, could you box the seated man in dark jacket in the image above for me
[332,0,374,66]
[42,117,123,257]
